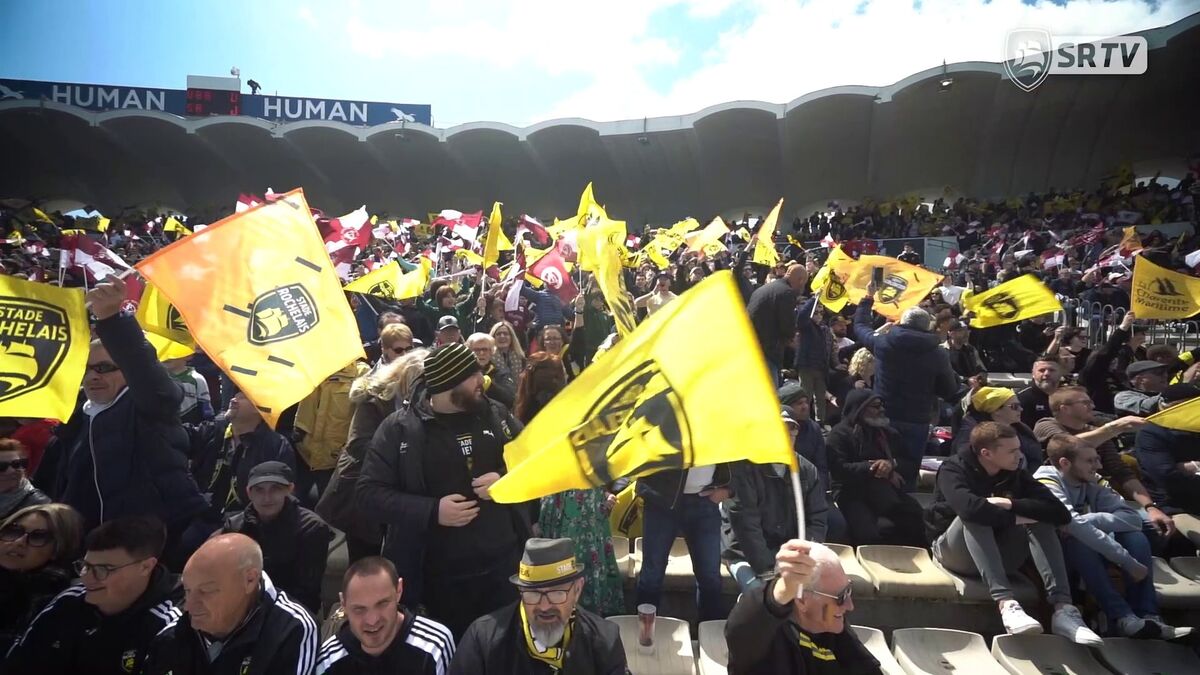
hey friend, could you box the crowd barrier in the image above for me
[1061,299,1200,352]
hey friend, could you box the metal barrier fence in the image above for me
[1061,299,1200,352]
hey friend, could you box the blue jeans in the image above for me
[889,420,930,491]
[1061,530,1157,622]
[636,494,724,621]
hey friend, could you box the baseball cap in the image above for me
[437,315,459,331]
[247,461,294,488]
[1126,360,1168,378]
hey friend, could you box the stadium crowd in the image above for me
[1,169,1200,675]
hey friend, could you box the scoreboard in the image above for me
[185,88,241,116]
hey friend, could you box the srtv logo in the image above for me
[1004,29,1148,92]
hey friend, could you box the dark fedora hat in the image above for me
[510,538,584,589]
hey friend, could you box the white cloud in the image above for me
[340,0,1197,125]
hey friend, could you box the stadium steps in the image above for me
[607,614,696,675]
[1168,555,1200,581]
[851,625,906,675]
[891,627,1008,675]
[697,620,728,675]
[990,634,1108,675]
[1093,636,1200,674]
[1151,556,1200,609]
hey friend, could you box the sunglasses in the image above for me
[73,557,149,581]
[0,524,54,547]
[85,362,120,374]
[0,458,29,472]
[520,588,572,605]
[807,583,853,606]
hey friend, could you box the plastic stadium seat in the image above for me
[633,537,738,593]
[850,625,905,675]
[1151,556,1200,609]
[929,556,1039,604]
[1095,637,1200,674]
[1168,555,1200,582]
[827,543,876,597]
[607,615,696,675]
[891,628,1008,675]
[1174,513,1200,548]
[612,535,633,579]
[856,546,957,599]
[990,634,1109,674]
[697,620,728,675]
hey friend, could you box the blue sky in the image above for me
[1,0,1194,127]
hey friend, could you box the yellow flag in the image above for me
[850,255,943,321]
[97,217,111,233]
[809,246,858,294]
[32,207,54,224]
[1146,397,1200,433]
[646,246,670,270]
[145,332,195,361]
[752,199,783,267]
[136,189,365,428]
[455,249,485,267]
[578,218,626,273]
[1131,256,1200,319]
[579,219,636,336]
[345,259,432,301]
[577,182,607,224]
[810,247,861,313]
[0,277,89,422]
[963,274,1063,328]
[668,217,701,236]
[164,216,191,235]
[136,281,192,345]
[490,271,793,503]
[1120,226,1142,253]
[483,202,504,268]
[687,217,730,255]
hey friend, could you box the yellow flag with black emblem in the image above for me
[844,254,941,321]
[1131,257,1200,320]
[962,274,1063,328]
[1146,396,1200,433]
[489,271,794,503]
[344,258,432,301]
[0,276,89,422]
[752,199,783,267]
[578,219,637,336]
[136,189,365,428]
[136,281,192,345]
[809,246,860,312]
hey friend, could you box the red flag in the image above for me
[431,210,484,242]
[58,232,131,281]
[517,215,550,246]
[527,248,578,302]
[555,229,579,263]
[325,206,371,254]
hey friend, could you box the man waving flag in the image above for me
[136,188,364,428]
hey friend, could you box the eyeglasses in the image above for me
[73,557,149,580]
[806,583,853,606]
[85,362,120,374]
[0,524,53,547]
[385,344,413,354]
[0,458,30,472]
[520,589,572,605]
[1003,402,1023,410]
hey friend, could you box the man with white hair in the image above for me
[466,332,516,409]
[141,533,319,675]
[725,539,882,674]
[853,286,958,487]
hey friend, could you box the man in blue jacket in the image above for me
[853,291,958,487]
[1134,383,1200,516]
[40,276,209,570]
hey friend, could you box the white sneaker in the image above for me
[1116,615,1158,639]
[1000,600,1043,635]
[1144,615,1194,640]
[1052,605,1104,646]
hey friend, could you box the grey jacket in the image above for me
[1032,465,1143,572]
[1113,388,1162,416]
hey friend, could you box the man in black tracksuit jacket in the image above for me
[1,565,181,675]
[356,344,527,638]
[37,298,209,568]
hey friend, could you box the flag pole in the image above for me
[789,464,807,596]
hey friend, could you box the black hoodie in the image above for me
[924,447,1069,543]
[3,565,182,675]
[825,390,901,500]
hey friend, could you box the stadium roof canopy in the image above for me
[2,13,1198,224]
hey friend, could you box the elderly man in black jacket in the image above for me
[926,422,1100,645]
[725,540,881,675]
[356,343,526,638]
[853,293,958,487]
[40,277,209,569]
[450,538,627,675]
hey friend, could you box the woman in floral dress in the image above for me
[514,352,625,616]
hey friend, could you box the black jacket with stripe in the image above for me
[140,572,318,675]
[2,565,182,675]
[314,606,454,675]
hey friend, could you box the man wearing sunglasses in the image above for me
[726,539,882,674]
[4,516,182,675]
[40,277,209,568]
[449,537,627,674]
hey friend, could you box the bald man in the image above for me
[141,533,319,675]
[747,262,808,385]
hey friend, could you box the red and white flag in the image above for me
[431,210,484,242]
[555,229,579,263]
[1040,250,1065,269]
[820,233,837,248]
[325,206,371,255]
[527,248,578,302]
[942,249,966,269]
[58,232,131,281]
[516,215,550,246]
[235,194,262,213]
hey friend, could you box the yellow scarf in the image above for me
[519,603,573,671]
